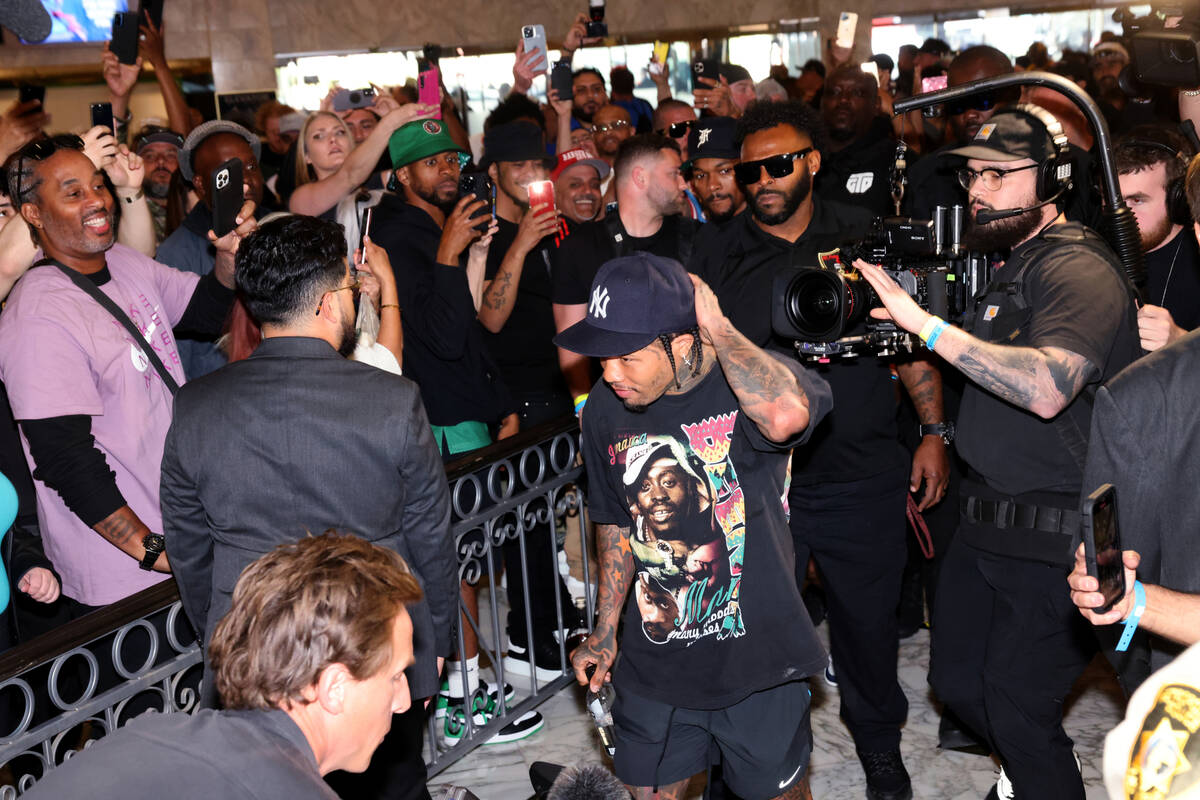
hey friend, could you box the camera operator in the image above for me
[815,66,899,216]
[689,99,951,800]
[857,106,1142,800]
[552,134,699,403]
[1113,128,1200,351]
[684,117,746,224]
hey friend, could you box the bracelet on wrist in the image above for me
[380,303,400,311]
[119,188,145,203]
[574,393,588,415]
[1116,580,1147,652]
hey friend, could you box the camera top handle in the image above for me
[894,71,1144,302]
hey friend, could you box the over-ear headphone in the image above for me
[1123,137,1191,226]
[1010,103,1073,203]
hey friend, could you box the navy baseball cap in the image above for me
[554,254,696,358]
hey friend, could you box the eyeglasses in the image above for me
[13,134,85,203]
[733,148,814,185]
[956,163,1038,192]
[316,277,361,315]
[657,120,694,138]
[591,120,630,134]
[946,92,1000,117]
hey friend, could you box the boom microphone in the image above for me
[0,0,53,43]
[974,184,1068,224]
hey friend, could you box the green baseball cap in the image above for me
[388,118,466,168]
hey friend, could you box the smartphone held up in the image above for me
[1083,484,1125,614]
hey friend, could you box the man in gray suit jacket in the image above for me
[161,215,456,800]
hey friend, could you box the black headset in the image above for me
[1123,137,1191,226]
[1009,103,1073,203]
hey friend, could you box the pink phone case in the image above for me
[419,67,441,117]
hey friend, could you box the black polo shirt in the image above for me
[690,200,909,484]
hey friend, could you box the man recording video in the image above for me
[857,105,1142,800]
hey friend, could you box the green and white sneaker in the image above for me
[440,693,544,746]
[435,678,515,718]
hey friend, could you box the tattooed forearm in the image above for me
[93,506,155,559]
[933,324,1096,419]
[593,523,633,635]
[896,358,944,425]
[708,320,810,440]
[478,251,525,332]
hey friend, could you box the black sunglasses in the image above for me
[12,134,86,203]
[946,92,1000,116]
[657,120,695,138]
[733,148,814,185]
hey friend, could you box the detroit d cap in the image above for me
[553,253,696,358]
[943,108,1056,163]
[388,118,466,169]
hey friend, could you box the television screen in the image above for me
[27,0,130,44]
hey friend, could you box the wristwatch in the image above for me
[139,533,166,571]
[919,422,956,445]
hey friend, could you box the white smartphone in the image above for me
[836,12,858,49]
[521,25,549,72]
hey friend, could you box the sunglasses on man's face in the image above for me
[733,148,814,185]
[946,92,1000,116]
[657,120,694,138]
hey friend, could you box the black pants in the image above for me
[789,467,909,752]
[930,537,1094,800]
[325,700,431,800]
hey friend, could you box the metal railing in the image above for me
[0,415,591,793]
[427,416,593,774]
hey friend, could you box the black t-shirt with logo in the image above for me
[580,361,833,709]
[814,131,900,217]
[551,214,701,306]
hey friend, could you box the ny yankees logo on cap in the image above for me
[590,285,611,319]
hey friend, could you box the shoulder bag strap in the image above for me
[34,258,181,396]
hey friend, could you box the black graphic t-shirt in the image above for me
[580,359,832,709]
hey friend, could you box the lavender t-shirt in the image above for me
[0,244,198,606]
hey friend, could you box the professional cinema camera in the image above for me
[1115,2,1200,86]
[772,205,992,359]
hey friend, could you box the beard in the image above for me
[704,199,738,224]
[414,183,458,215]
[749,170,810,226]
[962,204,1047,252]
[336,309,358,358]
[1140,213,1174,252]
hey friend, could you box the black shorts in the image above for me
[610,680,813,800]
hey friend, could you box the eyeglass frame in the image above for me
[315,276,362,315]
[733,147,815,185]
[956,162,1038,192]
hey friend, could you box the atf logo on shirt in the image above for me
[845,172,874,194]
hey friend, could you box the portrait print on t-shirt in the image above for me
[617,413,746,645]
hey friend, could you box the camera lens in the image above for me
[784,271,845,340]
[350,91,362,103]
[524,27,532,36]
[1167,38,1197,65]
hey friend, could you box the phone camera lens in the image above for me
[350,91,361,103]
[523,27,532,36]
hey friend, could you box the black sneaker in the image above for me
[505,631,581,681]
[858,749,912,800]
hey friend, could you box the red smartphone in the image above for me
[527,179,555,211]
[418,65,441,118]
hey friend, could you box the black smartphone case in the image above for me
[551,62,573,103]
[111,12,140,65]
[91,103,114,132]
[209,158,244,238]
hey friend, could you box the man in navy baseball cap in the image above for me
[560,251,833,799]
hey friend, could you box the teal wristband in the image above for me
[1115,580,1146,652]
[925,320,949,351]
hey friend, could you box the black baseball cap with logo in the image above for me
[943,108,1055,163]
[554,253,696,358]
[686,116,740,164]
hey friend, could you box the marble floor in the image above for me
[428,622,1127,800]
